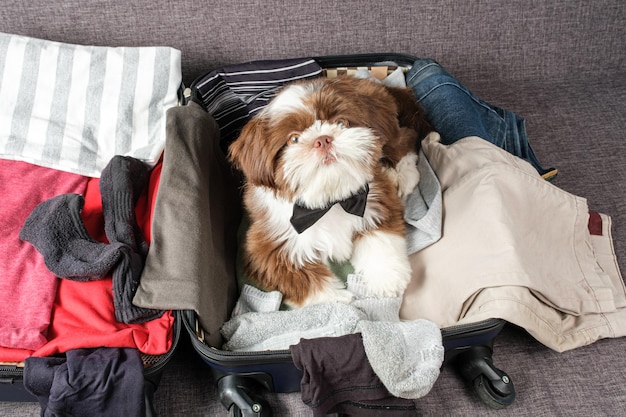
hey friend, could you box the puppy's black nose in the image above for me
[314,135,333,149]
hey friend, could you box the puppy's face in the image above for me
[229,77,402,208]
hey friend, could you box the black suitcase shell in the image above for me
[182,54,516,416]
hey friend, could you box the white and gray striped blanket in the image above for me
[0,33,181,177]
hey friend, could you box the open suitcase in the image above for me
[179,53,517,416]
[183,313,512,416]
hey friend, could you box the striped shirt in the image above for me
[191,58,323,150]
[0,33,181,177]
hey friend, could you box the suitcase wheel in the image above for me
[228,402,269,417]
[472,372,515,409]
[218,374,272,417]
[453,345,516,409]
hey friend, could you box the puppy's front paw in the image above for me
[357,266,411,298]
[293,277,354,308]
[351,231,412,298]
[395,152,420,200]
[323,287,355,305]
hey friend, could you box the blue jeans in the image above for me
[406,58,552,176]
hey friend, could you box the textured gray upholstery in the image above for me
[1,0,625,415]
[2,1,624,86]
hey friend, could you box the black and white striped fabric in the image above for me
[192,58,322,150]
[0,33,181,177]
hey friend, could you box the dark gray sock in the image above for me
[100,155,162,324]
[20,156,163,324]
[100,155,149,254]
[19,193,123,281]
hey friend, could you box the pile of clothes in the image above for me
[0,32,181,416]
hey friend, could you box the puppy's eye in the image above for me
[289,134,300,144]
[336,118,349,128]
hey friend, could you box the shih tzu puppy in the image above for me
[228,76,432,308]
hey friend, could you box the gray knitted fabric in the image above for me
[20,156,163,324]
[356,319,444,399]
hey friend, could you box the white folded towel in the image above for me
[0,32,181,177]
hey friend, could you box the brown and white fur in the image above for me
[228,76,432,308]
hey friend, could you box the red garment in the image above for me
[0,160,88,351]
[0,161,172,361]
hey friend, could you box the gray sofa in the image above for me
[1,0,625,416]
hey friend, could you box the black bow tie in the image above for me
[290,184,369,234]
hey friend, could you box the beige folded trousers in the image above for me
[401,133,626,352]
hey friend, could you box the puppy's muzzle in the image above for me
[314,135,336,164]
[314,135,333,149]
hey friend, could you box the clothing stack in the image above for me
[0,32,181,416]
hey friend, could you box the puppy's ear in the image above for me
[384,86,433,142]
[228,117,277,188]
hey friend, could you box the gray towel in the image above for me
[231,284,283,317]
[356,319,444,399]
[347,273,403,322]
[221,302,366,352]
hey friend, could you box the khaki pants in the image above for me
[401,134,626,352]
